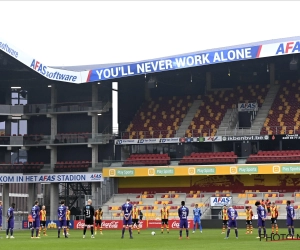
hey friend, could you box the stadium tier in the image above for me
[54,161,91,172]
[246,150,300,163]
[122,96,194,139]
[187,85,269,137]
[261,80,300,135]
[179,152,237,165]
[0,162,43,173]
[123,153,170,166]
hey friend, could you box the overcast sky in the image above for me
[1,1,299,67]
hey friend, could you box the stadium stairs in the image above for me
[175,100,202,137]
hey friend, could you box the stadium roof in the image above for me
[1,36,300,84]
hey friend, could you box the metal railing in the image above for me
[0,133,114,146]
[23,101,107,114]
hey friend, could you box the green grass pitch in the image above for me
[0,229,298,250]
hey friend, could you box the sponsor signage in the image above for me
[222,135,269,141]
[238,102,258,112]
[2,36,300,84]
[115,138,180,145]
[210,197,232,207]
[115,137,222,145]
[73,220,191,229]
[282,134,300,140]
[198,136,222,142]
[0,173,103,183]
[104,163,300,177]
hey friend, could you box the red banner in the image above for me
[73,220,193,230]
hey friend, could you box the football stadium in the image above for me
[1,35,300,248]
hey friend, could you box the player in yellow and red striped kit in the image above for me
[161,204,169,234]
[39,205,47,236]
[245,206,253,234]
[270,202,279,234]
[221,205,228,234]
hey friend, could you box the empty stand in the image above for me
[54,161,91,172]
[123,154,170,166]
[261,80,300,135]
[0,162,43,173]
[122,96,194,139]
[179,152,237,165]
[187,85,269,137]
[246,150,300,163]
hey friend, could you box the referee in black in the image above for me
[83,199,95,238]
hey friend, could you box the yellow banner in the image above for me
[103,164,300,177]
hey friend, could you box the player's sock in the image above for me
[83,226,87,235]
[288,227,291,235]
[100,227,102,234]
[292,227,294,236]
[91,226,94,235]
[193,224,196,231]
[186,229,189,237]
[39,227,42,235]
[275,225,278,234]
[263,228,266,237]
[161,226,164,233]
[44,227,46,235]
[67,228,69,234]
[6,228,9,236]
[31,228,34,237]
[137,227,140,234]
[246,225,249,233]
[179,230,182,237]
[10,229,13,236]
[64,228,67,237]
[166,225,169,233]
[250,225,253,233]
[58,228,60,237]
[258,228,261,237]
[235,229,238,237]
[199,223,202,231]
[36,229,39,237]
[129,227,132,237]
[222,225,225,233]
[226,229,230,238]
[271,225,274,233]
[122,228,125,236]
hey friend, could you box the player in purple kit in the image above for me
[286,200,295,237]
[121,198,133,239]
[0,200,2,230]
[178,201,189,239]
[6,202,15,239]
[31,200,40,239]
[57,200,68,238]
[255,201,267,239]
[224,206,238,239]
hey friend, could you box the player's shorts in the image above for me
[161,219,168,225]
[41,221,46,227]
[179,219,188,229]
[194,217,201,224]
[271,218,277,224]
[246,220,252,225]
[95,220,102,226]
[7,220,14,229]
[287,219,294,227]
[222,220,228,225]
[228,220,237,228]
[33,220,40,228]
[85,218,94,226]
[123,218,132,226]
[58,219,67,228]
[67,220,70,227]
[257,220,265,227]
[132,219,139,225]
